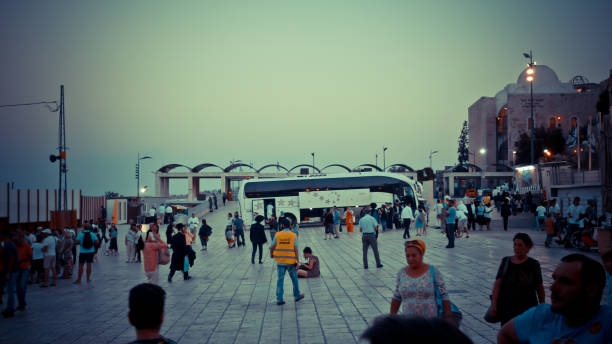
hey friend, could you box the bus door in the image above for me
[252,200,265,218]
[263,199,276,219]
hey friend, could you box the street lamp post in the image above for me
[136,153,152,200]
[383,147,388,171]
[311,152,315,174]
[429,149,438,168]
[468,149,486,170]
[524,51,536,165]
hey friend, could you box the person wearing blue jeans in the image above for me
[276,264,300,303]
[270,218,304,305]
[1,232,19,318]
[444,200,457,248]
[535,202,547,231]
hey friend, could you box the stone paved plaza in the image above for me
[0,202,605,344]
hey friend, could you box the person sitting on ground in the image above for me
[360,314,473,344]
[297,247,320,278]
[497,253,611,343]
[128,283,176,344]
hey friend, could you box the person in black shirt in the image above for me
[165,224,174,248]
[489,233,544,325]
[250,215,267,264]
[500,198,512,231]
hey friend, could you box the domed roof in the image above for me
[494,65,576,114]
[516,65,561,86]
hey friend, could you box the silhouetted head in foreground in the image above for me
[360,315,472,344]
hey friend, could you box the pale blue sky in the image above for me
[1,0,611,195]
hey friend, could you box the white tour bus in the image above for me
[237,172,424,224]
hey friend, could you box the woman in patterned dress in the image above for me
[390,239,453,322]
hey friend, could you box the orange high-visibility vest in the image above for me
[272,231,297,264]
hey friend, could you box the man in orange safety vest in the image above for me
[270,218,305,305]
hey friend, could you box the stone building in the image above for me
[468,65,601,170]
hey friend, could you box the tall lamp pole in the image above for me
[429,149,438,168]
[524,51,536,165]
[136,153,152,201]
[311,152,315,174]
[383,147,388,171]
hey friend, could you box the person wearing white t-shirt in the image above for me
[30,236,45,284]
[567,197,585,236]
[40,229,57,287]
[158,205,165,224]
[456,201,469,238]
[148,207,157,223]
[535,202,547,231]
[165,205,173,224]
[188,214,199,238]
[401,203,414,239]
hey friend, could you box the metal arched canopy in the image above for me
[224,163,257,173]
[386,164,415,172]
[191,163,224,173]
[158,164,192,173]
[256,164,290,173]
[288,164,321,173]
[353,164,383,172]
[320,164,352,172]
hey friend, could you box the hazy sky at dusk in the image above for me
[1,0,611,196]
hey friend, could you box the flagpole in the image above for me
[588,116,592,170]
[577,118,581,172]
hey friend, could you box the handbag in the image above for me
[158,246,170,265]
[484,257,510,323]
[430,265,462,327]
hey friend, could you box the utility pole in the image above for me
[58,85,67,211]
[0,87,64,210]
[311,152,315,174]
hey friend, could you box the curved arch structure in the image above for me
[353,164,383,172]
[386,164,415,172]
[158,164,192,173]
[192,163,224,173]
[256,164,290,173]
[320,164,352,172]
[288,164,321,173]
[224,163,257,173]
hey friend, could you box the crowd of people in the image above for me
[2,195,611,344]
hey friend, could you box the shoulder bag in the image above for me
[484,256,510,323]
[430,265,462,327]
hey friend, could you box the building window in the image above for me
[571,117,577,128]
[549,117,556,129]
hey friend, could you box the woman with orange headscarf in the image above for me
[345,208,354,233]
[390,239,455,325]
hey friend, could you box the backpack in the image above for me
[158,246,170,265]
[136,236,145,251]
[418,211,426,222]
[82,232,93,249]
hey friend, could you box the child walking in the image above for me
[226,213,235,248]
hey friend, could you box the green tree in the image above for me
[514,127,566,164]
[457,121,469,165]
